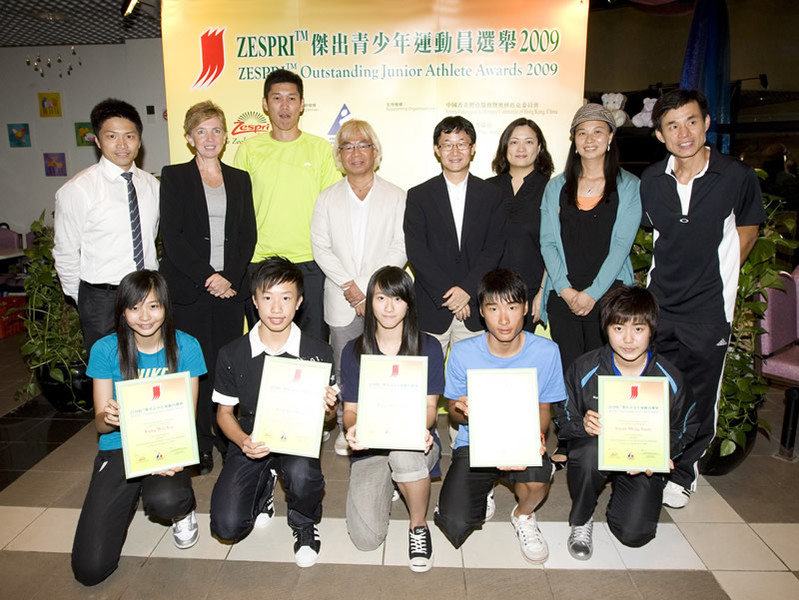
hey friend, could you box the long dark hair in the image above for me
[354,266,421,359]
[562,125,620,207]
[491,118,554,178]
[114,270,178,380]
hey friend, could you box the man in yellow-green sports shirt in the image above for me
[234,68,341,340]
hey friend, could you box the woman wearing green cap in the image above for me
[539,103,641,374]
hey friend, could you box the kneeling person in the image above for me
[554,286,697,559]
[341,266,445,572]
[209,257,337,567]
[434,269,566,563]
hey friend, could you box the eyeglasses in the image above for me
[339,143,374,153]
[438,141,472,152]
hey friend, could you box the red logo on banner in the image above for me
[294,369,302,382]
[391,364,400,377]
[230,111,270,138]
[629,385,639,401]
[193,27,226,89]
[152,385,161,402]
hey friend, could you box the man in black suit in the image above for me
[404,115,507,359]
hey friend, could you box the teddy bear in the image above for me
[632,98,658,128]
[601,92,630,128]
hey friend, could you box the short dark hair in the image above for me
[599,286,659,340]
[263,68,304,99]
[434,115,476,146]
[652,89,709,132]
[478,268,527,307]
[491,117,554,177]
[250,256,304,298]
[90,98,143,136]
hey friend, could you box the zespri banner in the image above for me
[161,0,589,186]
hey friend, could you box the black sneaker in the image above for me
[292,524,321,567]
[198,451,214,476]
[254,469,277,528]
[408,525,433,572]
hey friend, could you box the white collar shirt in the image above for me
[444,175,468,248]
[53,156,160,300]
[665,149,710,216]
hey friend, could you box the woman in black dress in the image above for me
[488,118,554,332]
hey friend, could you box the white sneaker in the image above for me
[485,489,496,521]
[293,524,321,567]
[334,430,351,456]
[510,505,548,564]
[172,511,199,549]
[662,481,691,508]
[567,518,593,560]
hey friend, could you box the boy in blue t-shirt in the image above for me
[553,286,697,560]
[434,269,566,564]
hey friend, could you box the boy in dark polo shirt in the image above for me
[209,257,337,567]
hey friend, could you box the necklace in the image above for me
[350,176,374,195]
[580,176,603,197]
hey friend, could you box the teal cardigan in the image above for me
[539,168,641,325]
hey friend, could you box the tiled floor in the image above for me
[1,332,798,599]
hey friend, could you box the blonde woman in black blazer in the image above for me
[160,101,257,474]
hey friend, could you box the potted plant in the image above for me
[17,212,91,412]
[699,192,796,473]
[631,193,796,474]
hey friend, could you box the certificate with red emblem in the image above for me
[252,356,332,458]
[597,376,670,473]
[356,355,428,451]
[116,372,199,478]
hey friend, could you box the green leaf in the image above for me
[719,439,737,457]
[49,367,65,383]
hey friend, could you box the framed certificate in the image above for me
[467,368,542,468]
[356,355,428,451]
[251,356,332,458]
[597,376,670,473]
[116,372,199,479]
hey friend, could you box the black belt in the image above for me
[81,280,119,292]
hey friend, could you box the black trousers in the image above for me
[434,446,553,549]
[548,313,605,374]
[210,444,324,541]
[174,293,245,454]
[245,260,329,342]
[567,437,664,548]
[77,281,118,352]
[71,450,195,586]
[654,317,729,489]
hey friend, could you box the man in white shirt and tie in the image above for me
[54,99,159,351]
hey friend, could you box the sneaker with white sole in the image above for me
[293,524,321,567]
[567,518,593,560]
[408,525,434,572]
[254,470,278,528]
[662,480,690,508]
[172,510,199,549]
[485,489,496,521]
[334,430,351,456]
[510,505,548,564]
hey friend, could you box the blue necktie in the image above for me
[121,171,145,270]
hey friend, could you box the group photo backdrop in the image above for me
[162,0,589,186]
